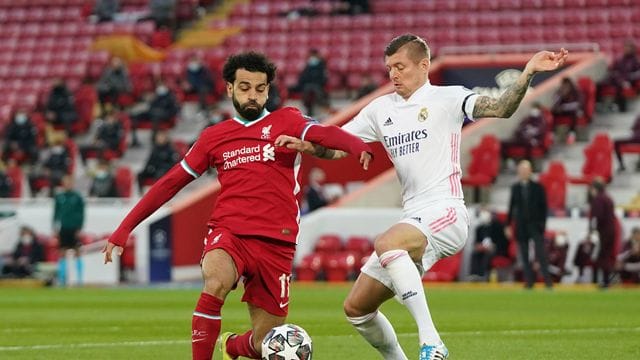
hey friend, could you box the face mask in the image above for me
[15,114,27,124]
[530,108,542,117]
[555,234,567,247]
[20,234,34,245]
[52,146,64,154]
[156,86,168,95]
[96,170,108,179]
[478,211,492,225]
[188,62,201,71]
[308,57,320,66]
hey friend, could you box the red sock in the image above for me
[191,292,223,360]
[226,330,261,359]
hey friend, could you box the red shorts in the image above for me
[203,228,296,317]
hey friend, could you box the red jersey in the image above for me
[107,106,370,248]
[182,107,317,243]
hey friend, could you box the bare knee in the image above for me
[202,275,232,299]
[343,296,373,318]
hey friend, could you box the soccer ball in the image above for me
[261,323,312,360]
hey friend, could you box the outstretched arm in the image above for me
[473,48,569,119]
[275,135,348,159]
[102,164,194,263]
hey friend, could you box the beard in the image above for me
[232,95,263,121]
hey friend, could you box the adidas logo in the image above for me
[383,117,394,126]
[411,217,422,223]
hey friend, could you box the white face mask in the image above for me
[478,211,492,225]
[156,86,169,95]
[308,56,320,66]
[555,234,567,247]
[15,114,28,124]
[188,62,201,71]
[96,170,109,179]
[530,108,542,117]
[52,145,65,154]
[20,234,34,245]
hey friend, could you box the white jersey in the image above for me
[343,82,478,210]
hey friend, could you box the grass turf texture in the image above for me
[1,283,639,359]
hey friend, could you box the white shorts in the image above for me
[361,201,470,292]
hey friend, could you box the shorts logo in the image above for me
[261,124,272,140]
[262,144,275,161]
[411,216,422,223]
[279,301,289,308]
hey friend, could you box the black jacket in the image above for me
[507,180,548,234]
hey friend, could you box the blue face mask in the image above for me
[308,57,320,66]
[15,114,27,124]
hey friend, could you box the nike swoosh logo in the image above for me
[192,338,206,343]
[279,302,289,308]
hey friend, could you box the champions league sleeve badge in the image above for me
[418,107,429,122]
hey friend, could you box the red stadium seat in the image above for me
[314,234,343,254]
[6,164,23,198]
[323,252,357,282]
[569,133,613,184]
[295,253,323,281]
[538,161,568,212]
[461,135,501,202]
[422,252,462,282]
[115,166,133,198]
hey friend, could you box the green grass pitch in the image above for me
[1,283,639,359]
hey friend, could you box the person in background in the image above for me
[588,179,616,288]
[469,209,509,280]
[2,110,39,164]
[545,232,569,282]
[1,226,44,278]
[551,77,583,144]
[97,57,132,114]
[136,131,179,193]
[79,111,124,166]
[613,114,640,172]
[599,40,640,112]
[28,136,72,197]
[501,103,547,162]
[265,81,282,112]
[53,175,85,286]
[182,54,215,112]
[130,82,180,145]
[89,160,118,198]
[507,160,553,289]
[149,0,176,29]
[45,79,78,135]
[573,232,598,283]
[305,167,329,213]
[94,0,119,22]
[616,227,640,283]
[290,49,329,116]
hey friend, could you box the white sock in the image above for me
[379,250,441,345]
[347,311,408,360]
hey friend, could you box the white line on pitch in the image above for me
[2,326,638,352]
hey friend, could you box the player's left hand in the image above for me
[102,241,124,264]
[275,135,316,154]
[525,48,569,74]
[359,151,372,170]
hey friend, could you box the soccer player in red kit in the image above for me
[102,52,373,360]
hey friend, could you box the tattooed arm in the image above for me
[473,48,569,119]
[274,135,348,159]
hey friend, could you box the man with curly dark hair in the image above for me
[102,51,373,360]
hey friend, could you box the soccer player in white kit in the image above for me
[276,34,568,360]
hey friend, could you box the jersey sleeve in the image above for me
[181,128,214,178]
[342,103,378,142]
[453,86,479,123]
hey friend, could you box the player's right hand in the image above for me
[102,241,124,264]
